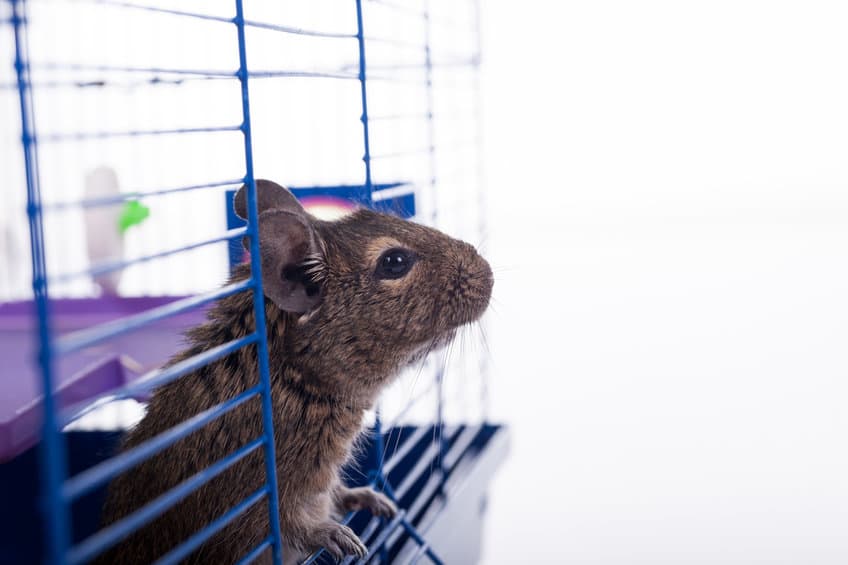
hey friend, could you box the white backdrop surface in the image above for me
[481,2,848,564]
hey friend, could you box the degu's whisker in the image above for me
[476,320,493,359]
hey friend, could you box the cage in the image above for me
[0,0,507,563]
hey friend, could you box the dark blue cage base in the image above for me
[0,423,507,564]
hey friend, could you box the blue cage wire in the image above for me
[1,0,507,563]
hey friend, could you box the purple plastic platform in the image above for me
[0,296,206,462]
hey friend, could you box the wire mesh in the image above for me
[3,0,487,562]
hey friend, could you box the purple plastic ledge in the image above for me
[0,296,207,462]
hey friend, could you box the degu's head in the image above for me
[234,180,493,383]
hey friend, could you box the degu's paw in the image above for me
[312,522,367,560]
[341,487,398,517]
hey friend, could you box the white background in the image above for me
[481,1,848,563]
[3,1,848,564]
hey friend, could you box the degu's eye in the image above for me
[375,248,417,280]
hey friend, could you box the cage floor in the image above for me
[0,423,508,564]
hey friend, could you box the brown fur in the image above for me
[95,181,492,564]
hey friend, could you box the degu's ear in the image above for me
[233,179,306,220]
[255,210,324,313]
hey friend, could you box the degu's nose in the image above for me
[473,252,494,308]
[454,246,493,322]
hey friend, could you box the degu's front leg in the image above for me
[284,484,395,563]
[333,483,398,518]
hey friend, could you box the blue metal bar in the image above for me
[394,441,442,500]
[374,108,475,123]
[389,427,463,501]
[400,472,440,524]
[235,537,273,565]
[370,181,413,197]
[88,0,236,24]
[403,439,498,565]
[377,487,446,565]
[472,0,489,423]
[301,510,360,564]
[337,518,382,564]
[355,0,373,200]
[242,19,355,39]
[61,333,258,425]
[375,446,394,563]
[248,69,360,80]
[56,278,253,354]
[63,385,262,501]
[365,73,428,85]
[234,1,285,562]
[403,519,444,565]
[407,537,431,564]
[350,517,382,544]
[7,66,363,89]
[39,124,242,143]
[371,415,390,565]
[404,436,504,565]
[436,367,448,483]
[86,0,356,38]
[51,226,248,283]
[46,178,245,210]
[358,517,383,546]
[60,334,258,426]
[372,473,399,503]
[33,61,236,76]
[423,0,438,212]
[0,76,225,90]
[373,409,387,480]
[152,487,268,565]
[442,425,482,471]
[379,471,439,556]
[67,439,266,565]
[382,425,431,475]
[354,510,407,564]
[400,426,470,509]
[11,0,70,562]
[360,60,479,72]
[299,548,325,565]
